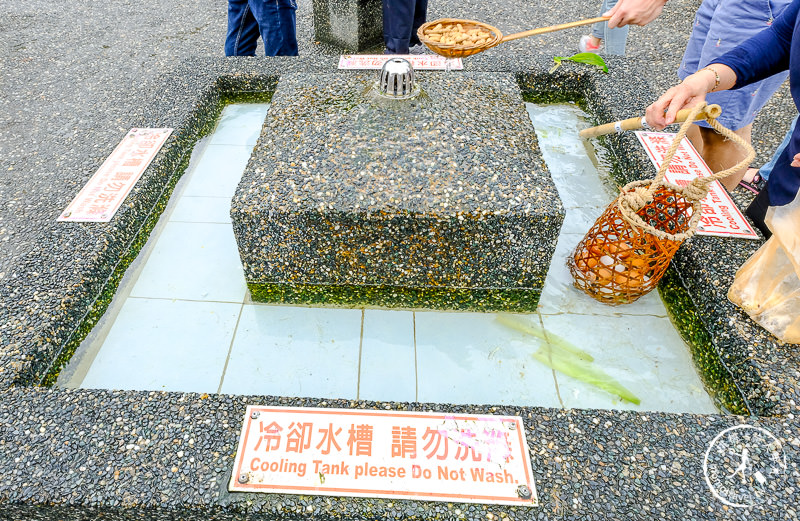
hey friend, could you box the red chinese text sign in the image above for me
[230,406,538,506]
[338,54,463,70]
[635,131,758,239]
[58,128,172,222]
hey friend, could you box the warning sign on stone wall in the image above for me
[635,131,758,239]
[338,54,463,70]
[229,406,537,506]
[58,128,172,222]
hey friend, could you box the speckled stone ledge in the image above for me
[232,72,562,311]
[0,388,797,521]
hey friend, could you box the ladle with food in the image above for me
[417,17,610,58]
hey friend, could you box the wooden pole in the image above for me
[500,17,609,42]
[578,104,723,139]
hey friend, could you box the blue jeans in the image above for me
[225,0,298,56]
[591,0,629,56]
[760,115,798,181]
[678,0,790,130]
[383,0,428,54]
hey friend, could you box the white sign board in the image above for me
[635,131,758,239]
[230,406,537,506]
[58,128,173,222]
[338,54,463,70]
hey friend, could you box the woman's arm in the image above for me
[645,65,736,129]
[646,0,800,129]
[604,0,668,29]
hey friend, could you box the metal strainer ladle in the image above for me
[417,16,610,58]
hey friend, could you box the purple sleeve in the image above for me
[709,0,799,89]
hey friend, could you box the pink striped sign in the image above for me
[59,128,172,222]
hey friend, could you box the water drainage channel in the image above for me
[57,102,717,414]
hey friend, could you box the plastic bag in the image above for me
[728,190,800,343]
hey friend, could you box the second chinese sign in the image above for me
[635,131,758,239]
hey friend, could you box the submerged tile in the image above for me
[359,309,416,402]
[182,144,253,199]
[80,298,241,393]
[129,221,246,303]
[559,206,608,235]
[537,313,717,414]
[169,195,232,224]
[219,304,361,398]
[414,311,561,407]
[209,103,270,147]
[525,102,616,210]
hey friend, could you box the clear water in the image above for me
[58,102,717,414]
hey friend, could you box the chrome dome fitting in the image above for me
[378,58,419,99]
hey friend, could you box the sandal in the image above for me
[739,170,765,194]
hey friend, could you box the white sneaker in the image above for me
[579,35,602,53]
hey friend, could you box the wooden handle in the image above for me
[578,104,723,138]
[501,17,610,42]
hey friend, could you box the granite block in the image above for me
[231,72,563,310]
[312,0,383,51]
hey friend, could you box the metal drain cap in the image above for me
[379,58,415,97]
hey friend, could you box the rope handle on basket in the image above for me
[618,101,755,241]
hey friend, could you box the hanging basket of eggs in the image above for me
[570,102,755,305]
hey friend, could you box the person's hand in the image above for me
[645,72,715,130]
[604,0,667,29]
[791,153,800,168]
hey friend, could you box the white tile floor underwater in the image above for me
[59,102,718,414]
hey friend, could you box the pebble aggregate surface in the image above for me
[232,72,561,308]
[1,0,799,520]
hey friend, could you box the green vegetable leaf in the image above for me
[496,314,640,405]
[496,314,594,362]
[533,344,641,405]
[551,52,609,73]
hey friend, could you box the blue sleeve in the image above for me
[710,0,799,88]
